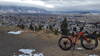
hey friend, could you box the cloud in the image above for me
[0,0,100,11]
[42,0,100,11]
[0,0,55,8]
[19,0,55,8]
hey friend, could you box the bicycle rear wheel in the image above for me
[58,36,72,50]
[81,37,98,50]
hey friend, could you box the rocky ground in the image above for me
[0,26,100,56]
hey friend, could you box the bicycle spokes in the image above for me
[81,37,98,50]
[58,37,72,50]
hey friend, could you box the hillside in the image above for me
[0,5,48,14]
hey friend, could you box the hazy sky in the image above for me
[0,0,100,11]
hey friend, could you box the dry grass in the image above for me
[19,30,60,40]
[0,26,60,40]
[0,26,100,56]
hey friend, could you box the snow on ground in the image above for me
[34,53,44,56]
[8,30,23,35]
[19,49,36,54]
[14,49,44,56]
[89,54,98,56]
[76,47,83,50]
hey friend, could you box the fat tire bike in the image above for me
[58,32,98,50]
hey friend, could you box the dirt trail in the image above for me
[0,29,100,56]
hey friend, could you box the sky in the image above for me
[0,0,100,11]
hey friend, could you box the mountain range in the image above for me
[0,5,100,14]
[0,5,49,14]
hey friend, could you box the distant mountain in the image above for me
[0,5,49,14]
[50,10,100,14]
[0,5,100,14]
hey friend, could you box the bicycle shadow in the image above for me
[69,44,100,56]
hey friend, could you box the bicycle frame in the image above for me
[69,32,85,44]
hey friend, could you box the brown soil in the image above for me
[0,26,100,56]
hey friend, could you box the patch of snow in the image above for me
[8,30,23,35]
[34,53,44,56]
[19,49,36,54]
[13,49,44,56]
[18,54,25,56]
[18,54,31,56]
[76,47,83,50]
[89,54,98,56]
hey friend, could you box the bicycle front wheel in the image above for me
[81,37,98,50]
[58,37,72,50]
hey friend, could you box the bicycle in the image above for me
[58,32,98,50]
